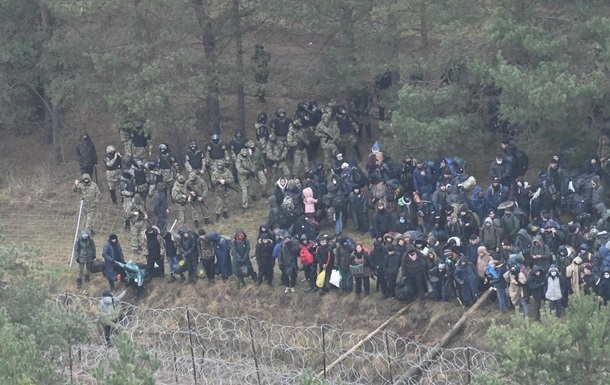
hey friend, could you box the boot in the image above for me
[251,271,258,282]
[109,279,115,290]
[109,190,117,205]
[168,274,176,283]
[84,275,90,283]
[223,211,229,219]
[124,218,131,232]
[194,220,200,228]
[76,278,82,289]
[216,213,221,222]
[204,218,211,225]
[353,144,362,162]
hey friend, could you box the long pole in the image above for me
[186,307,198,385]
[69,200,84,267]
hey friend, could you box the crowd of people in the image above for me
[72,100,610,317]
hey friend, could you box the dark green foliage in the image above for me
[473,295,610,385]
[93,331,160,385]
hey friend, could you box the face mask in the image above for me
[551,271,557,277]
[605,274,610,279]
[399,219,405,224]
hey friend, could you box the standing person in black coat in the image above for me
[279,235,299,293]
[255,234,275,286]
[152,182,169,233]
[348,186,369,234]
[383,245,401,299]
[401,245,428,307]
[177,228,198,284]
[453,257,479,307]
[372,202,393,240]
[369,241,388,296]
[527,265,546,321]
[316,235,335,294]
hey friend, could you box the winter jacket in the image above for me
[279,239,299,276]
[527,265,546,301]
[504,268,528,305]
[74,237,96,264]
[209,232,232,277]
[302,187,317,215]
[178,229,198,261]
[350,249,371,277]
[480,221,501,251]
[401,245,426,277]
[383,251,401,277]
[102,239,125,280]
[372,208,393,238]
[528,236,551,270]
[453,259,479,304]
[544,265,565,301]
[231,229,251,271]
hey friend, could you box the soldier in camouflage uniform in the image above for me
[315,112,339,168]
[132,158,149,201]
[73,173,101,235]
[128,193,148,253]
[74,230,96,289]
[271,108,291,145]
[265,132,291,180]
[130,123,152,159]
[287,116,310,177]
[103,145,123,205]
[206,133,231,174]
[250,44,271,102]
[334,105,361,161]
[184,139,206,176]
[211,162,234,221]
[119,170,136,232]
[229,132,248,185]
[236,147,257,212]
[146,160,163,198]
[157,143,179,188]
[171,175,189,230]
[186,171,210,227]
[246,140,267,198]
[118,120,134,165]
[255,112,269,149]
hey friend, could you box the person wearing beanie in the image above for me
[369,240,388,296]
[383,245,401,299]
[74,230,96,289]
[102,233,125,290]
[142,225,166,279]
[466,234,484,267]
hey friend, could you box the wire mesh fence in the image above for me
[54,294,497,385]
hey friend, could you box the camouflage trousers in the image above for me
[174,203,187,229]
[292,149,309,177]
[269,161,291,180]
[136,184,148,200]
[132,146,148,160]
[190,196,210,223]
[122,139,133,164]
[160,169,175,187]
[214,190,229,215]
[106,169,122,191]
[320,141,337,170]
[130,220,146,251]
[82,203,96,234]
[239,176,252,209]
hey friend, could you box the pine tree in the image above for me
[474,295,610,385]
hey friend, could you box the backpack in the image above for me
[281,195,296,213]
[300,246,314,266]
[332,193,347,211]
[351,165,368,188]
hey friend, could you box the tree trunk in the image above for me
[51,101,62,165]
[192,0,221,135]
[233,0,246,136]
[420,0,429,55]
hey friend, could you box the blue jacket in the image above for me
[102,240,125,280]
[210,232,232,278]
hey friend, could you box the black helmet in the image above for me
[298,101,308,112]
[146,160,158,170]
[211,133,220,142]
[122,169,133,179]
[275,108,286,118]
[257,111,268,124]
[159,143,168,152]
[132,157,144,168]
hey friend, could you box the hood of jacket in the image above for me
[208,232,220,242]
[235,228,246,239]
[532,235,543,246]
[302,187,314,199]
[268,195,278,208]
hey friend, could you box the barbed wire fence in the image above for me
[54,293,496,385]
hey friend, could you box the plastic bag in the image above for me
[316,270,326,288]
[329,269,342,288]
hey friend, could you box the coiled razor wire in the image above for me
[54,294,497,385]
